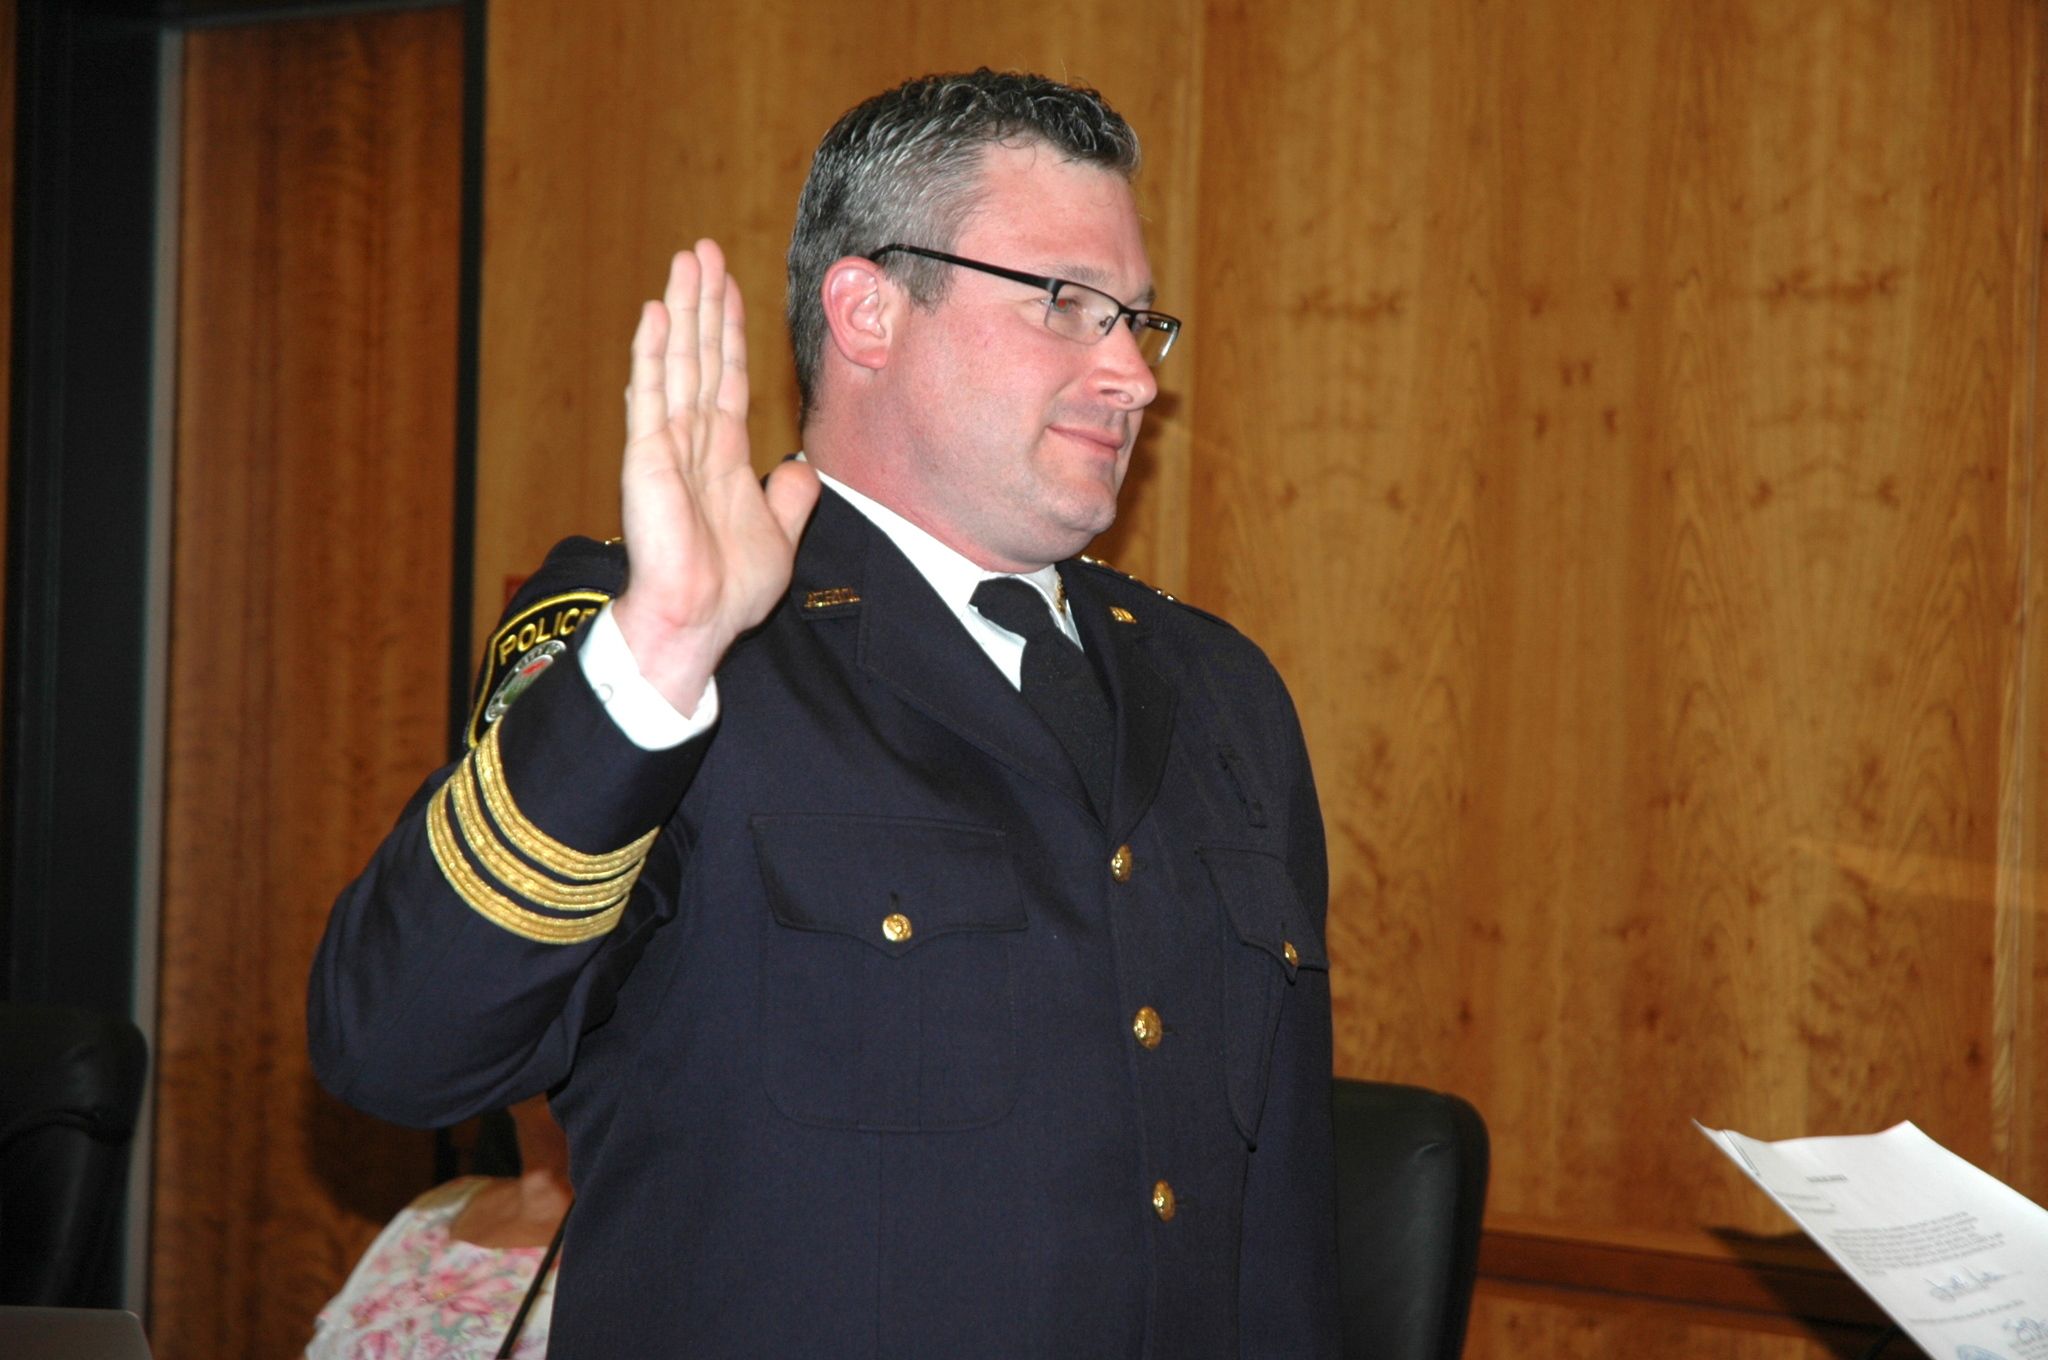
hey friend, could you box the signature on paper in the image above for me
[2001,1316,2048,1344]
[1929,1267,2007,1304]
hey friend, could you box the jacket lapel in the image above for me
[1065,567,1177,844]
[789,490,1094,813]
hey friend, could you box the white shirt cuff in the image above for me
[576,602,719,750]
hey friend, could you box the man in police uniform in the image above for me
[311,70,1337,1357]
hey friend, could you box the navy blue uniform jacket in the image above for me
[310,488,1339,1357]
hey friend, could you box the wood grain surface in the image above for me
[152,10,461,1355]
[1468,1279,1886,1359]
[1192,0,2045,1238]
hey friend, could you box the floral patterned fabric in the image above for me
[306,1178,557,1360]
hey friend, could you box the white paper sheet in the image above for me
[1699,1120,2048,1358]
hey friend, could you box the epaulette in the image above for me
[1069,553,1237,631]
[465,536,627,748]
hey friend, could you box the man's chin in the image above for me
[1045,507,1118,564]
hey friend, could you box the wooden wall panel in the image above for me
[2004,10,2048,1219]
[475,0,2048,1350]
[154,10,462,1357]
[1197,0,2045,1236]
[1467,1281,1878,1360]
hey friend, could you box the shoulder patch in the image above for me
[467,589,611,747]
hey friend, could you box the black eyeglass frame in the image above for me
[868,243,1181,364]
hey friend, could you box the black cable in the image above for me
[493,1209,568,1360]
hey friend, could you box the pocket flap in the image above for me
[1198,846,1328,973]
[751,815,1027,957]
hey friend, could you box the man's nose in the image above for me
[1092,323,1159,409]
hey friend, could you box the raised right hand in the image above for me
[611,242,820,713]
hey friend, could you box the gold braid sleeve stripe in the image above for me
[473,722,660,879]
[426,777,633,944]
[446,763,636,911]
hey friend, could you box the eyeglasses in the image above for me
[869,244,1181,366]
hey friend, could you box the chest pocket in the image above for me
[752,815,1027,1131]
[1198,845,1329,1143]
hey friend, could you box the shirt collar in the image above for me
[811,465,1068,623]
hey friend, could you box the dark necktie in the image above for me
[970,576,1114,814]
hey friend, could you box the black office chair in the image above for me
[1332,1078,1490,1360]
[0,1003,149,1306]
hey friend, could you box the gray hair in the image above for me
[786,69,1142,420]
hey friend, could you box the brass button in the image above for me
[1110,844,1134,882]
[1282,939,1299,967]
[1151,1179,1176,1222]
[1132,1006,1162,1049]
[881,912,913,943]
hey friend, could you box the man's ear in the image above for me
[821,256,895,372]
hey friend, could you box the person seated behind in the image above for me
[305,1097,569,1360]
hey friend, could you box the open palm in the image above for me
[612,242,820,712]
